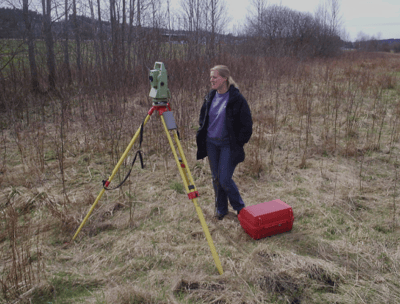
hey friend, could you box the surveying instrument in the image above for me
[72,62,223,275]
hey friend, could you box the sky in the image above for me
[206,0,400,41]
[2,0,399,42]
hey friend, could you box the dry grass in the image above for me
[1,52,400,303]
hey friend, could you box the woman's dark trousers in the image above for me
[206,137,245,216]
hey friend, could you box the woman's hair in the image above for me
[210,65,239,89]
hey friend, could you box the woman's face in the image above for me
[210,70,227,92]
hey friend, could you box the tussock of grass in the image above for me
[247,246,343,299]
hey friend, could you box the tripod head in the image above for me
[149,62,171,105]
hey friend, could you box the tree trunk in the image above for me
[89,0,100,70]
[72,0,82,80]
[23,0,39,92]
[110,0,119,82]
[210,0,215,57]
[137,0,142,66]
[121,0,126,79]
[42,0,56,90]
[127,0,135,72]
[97,0,107,74]
[137,0,141,27]
[63,0,72,85]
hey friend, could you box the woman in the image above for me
[196,65,253,220]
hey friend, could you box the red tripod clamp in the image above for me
[148,103,171,116]
[188,191,199,200]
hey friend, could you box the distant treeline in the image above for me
[351,38,400,53]
[1,0,398,110]
[3,6,400,54]
[0,7,112,39]
[0,7,239,45]
[379,39,400,45]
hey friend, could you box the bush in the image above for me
[393,43,400,53]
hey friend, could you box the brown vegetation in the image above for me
[1,51,400,303]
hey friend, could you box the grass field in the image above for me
[0,38,195,78]
[1,51,400,303]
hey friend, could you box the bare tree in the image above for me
[121,0,126,77]
[206,0,227,57]
[63,0,72,85]
[72,0,82,80]
[327,0,342,36]
[137,0,141,26]
[88,0,100,70]
[244,1,343,58]
[42,0,56,89]
[150,0,162,28]
[180,0,200,32]
[355,32,380,52]
[23,0,40,92]
[97,0,107,73]
[136,0,154,68]
[127,0,136,70]
[166,0,173,58]
[314,0,342,57]
[180,0,204,59]
[247,0,268,36]
[110,0,119,80]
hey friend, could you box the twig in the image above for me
[227,257,261,304]
[210,295,225,303]
[352,284,367,304]
[11,286,35,304]
[86,166,93,184]
[393,157,398,231]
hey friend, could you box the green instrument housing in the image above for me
[149,62,171,105]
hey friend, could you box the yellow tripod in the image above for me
[72,103,224,275]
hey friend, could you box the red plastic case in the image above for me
[238,199,294,240]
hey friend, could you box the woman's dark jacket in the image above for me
[196,85,253,165]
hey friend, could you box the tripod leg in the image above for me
[72,114,151,241]
[160,115,224,275]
